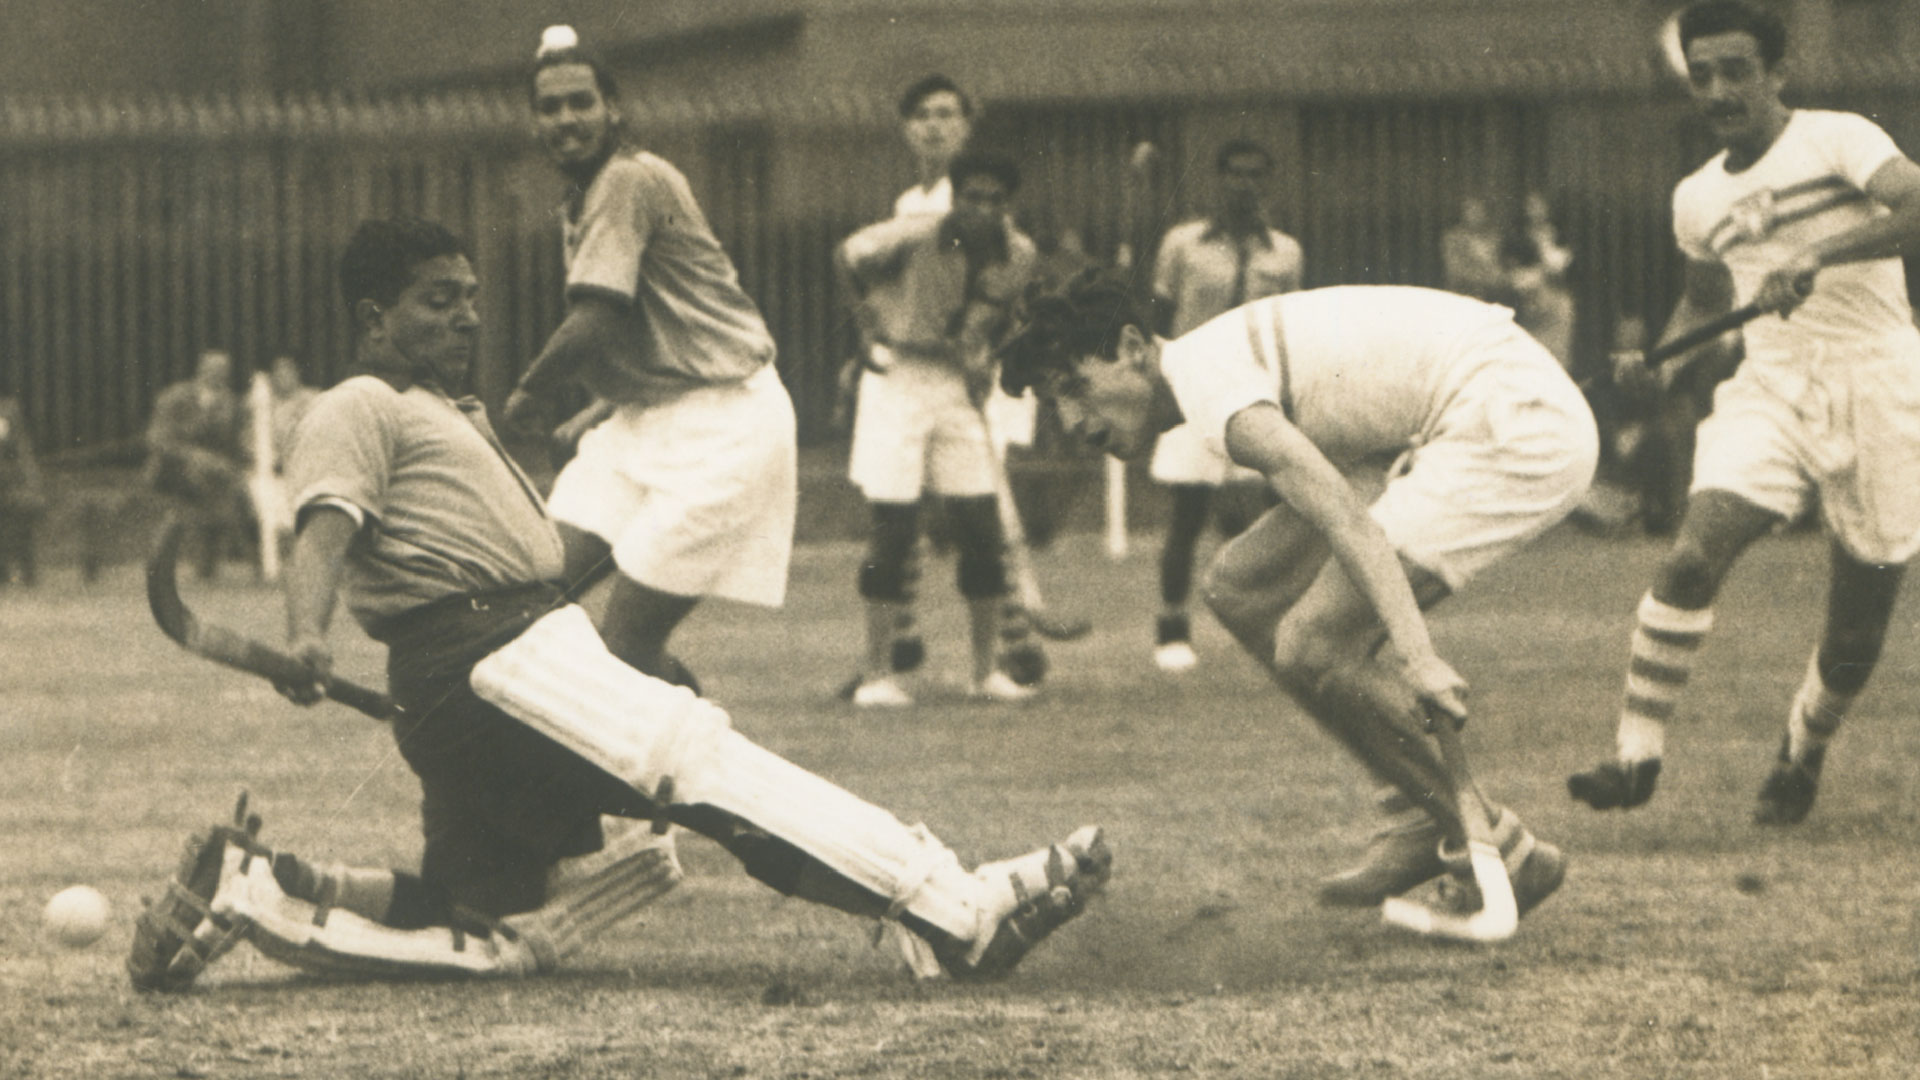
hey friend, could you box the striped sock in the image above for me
[1618,593,1714,762]
[1787,649,1853,761]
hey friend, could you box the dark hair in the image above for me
[1677,1,1787,68]
[898,74,972,119]
[997,269,1149,397]
[949,151,1021,198]
[338,217,468,316]
[1214,138,1273,174]
[530,47,620,105]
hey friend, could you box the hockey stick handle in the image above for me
[976,400,1094,642]
[1645,302,1763,367]
[194,621,397,720]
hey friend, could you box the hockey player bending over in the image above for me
[128,216,1108,991]
[998,272,1593,929]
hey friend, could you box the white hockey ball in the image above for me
[43,885,112,948]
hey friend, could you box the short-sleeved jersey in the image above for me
[1152,219,1304,337]
[1160,286,1525,465]
[1673,109,1913,357]
[563,151,775,403]
[285,375,565,635]
[842,215,1038,356]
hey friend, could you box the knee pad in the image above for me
[471,606,1003,951]
[1816,644,1877,696]
[859,503,920,602]
[947,496,1008,599]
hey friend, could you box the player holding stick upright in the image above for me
[128,216,1109,991]
[1568,0,1920,824]
[1146,138,1304,673]
[838,149,1042,705]
[503,28,795,688]
[999,272,1595,926]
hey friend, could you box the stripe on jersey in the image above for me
[1703,175,1869,256]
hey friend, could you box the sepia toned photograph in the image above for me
[3,1,1917,1076]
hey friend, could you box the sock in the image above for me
[1788,649,1853,761]
[271,854,398,925]
[1618,593,1713,762]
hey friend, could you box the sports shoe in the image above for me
[1437,810,1566,919]
[945,825,1112,980]
[1153,641,1198,673]
[1316,814,1446,907]
[970,669,1038,703]
[1753,734,1825,826]
[851,675,914,708]
[128,793,263,992]
[1567,757,1662,810]
[1152,614,1197,671]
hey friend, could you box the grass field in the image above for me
[3,525,1917,1078]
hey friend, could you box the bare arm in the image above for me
[280,505,358,704]
[834,242,885,354]
[504,293,627,432]
[1224,402,1465,718]
[1619,257,1735,392]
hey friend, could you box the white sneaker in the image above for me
[1153,640,1198,673]
[851,675,914,708]
[970,670,1038,703]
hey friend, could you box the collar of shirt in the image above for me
[355,368,477,410]
[1199,216,1276,249]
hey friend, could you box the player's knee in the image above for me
[1818,638,1884,695]
[1655,536,1724,609]
[956,547,1008,599]
[1200,563,1268,639]
[859,503,919,602]
[1269,628,1341,697]
[946,496,1009,599]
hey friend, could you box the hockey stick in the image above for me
[246,371,283,582]
[1380,712,1518,943]
[1105,140,1161,561]
[1645,301,1763,368]
[147,514,398,721]
[978,403,1094,642]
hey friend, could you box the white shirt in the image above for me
[1160,286,1525,465]
[893,176,952,219]
[1673,109,1912,358]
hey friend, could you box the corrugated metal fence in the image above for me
[3,84,1914,457]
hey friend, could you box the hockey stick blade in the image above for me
[1028,608,1094,642]
[147,516,397,721]
[1379,715,1518,943]
[1646,302,1763,367]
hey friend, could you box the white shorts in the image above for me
[1150,421,1265,487]
[1692,331,1920,564]
[984,383,1037,452]
[847,356,995,502]
[548,365,796,607]
[1369,336,1598,590]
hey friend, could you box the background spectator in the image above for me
[145,348,250,580]
[0,395,45,586]
[1440,195,1507,301]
